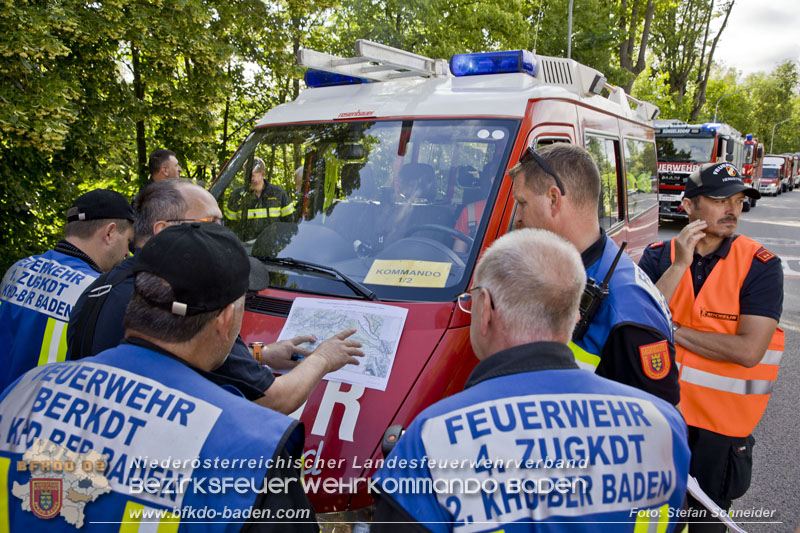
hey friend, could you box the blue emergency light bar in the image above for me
[305,69,371,88]
[702,122,722,131]
[746,134,753,140]
[449,50,538,77]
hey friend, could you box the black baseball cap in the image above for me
[66,189,136,223]
[133,223,250,316]
[684,162,761,200]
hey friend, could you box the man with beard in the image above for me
[639,162,784,532]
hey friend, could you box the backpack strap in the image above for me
[68,265,135,360]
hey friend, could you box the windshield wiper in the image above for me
[254,256,378,301]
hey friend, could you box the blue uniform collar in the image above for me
[580,228,606,269]
[54,239,103,273]
[465,341,579,389]
[123,336,245,397]
[696,234,737,260]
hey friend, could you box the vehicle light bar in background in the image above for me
[450,50,538,77]
[305,69,371,88]
[746,134,753,140]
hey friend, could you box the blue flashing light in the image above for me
[702,122,722,131]
[304,69,371,88]
[746,134,753,141]
[450,50,538,78]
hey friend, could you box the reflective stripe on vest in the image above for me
[680,365,776,395]
[223,203,241,220]
[568,341,601,371]
[119,501,179,532]
[281,203,295,217]
[247,207,272,218]
[633,503,670,533]
[0,457,9,533]
[37,317,68,366]
[669,235,785,436]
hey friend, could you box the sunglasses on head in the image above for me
[518,147,566,196]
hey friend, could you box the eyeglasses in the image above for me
[166,216,224,226]
[518,147,566,196]
[457,286,495,314]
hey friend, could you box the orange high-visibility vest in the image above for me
[670,235,784,437]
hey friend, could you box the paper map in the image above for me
[277,297,408,391]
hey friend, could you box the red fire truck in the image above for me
[783,153,800,189]
[761,154,790,195]
[211,40,661,525]
[655,121,751,218]
[742,134,763,204]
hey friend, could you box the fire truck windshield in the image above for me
[762,167,780,178]
[656,136,715,163]
[213,118,517,302]
[744,145,754,164]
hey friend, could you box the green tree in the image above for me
[0,0,131,272]
[0,0,271,271]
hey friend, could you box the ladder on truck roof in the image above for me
[297,40,660,122]
[297,39,449,81]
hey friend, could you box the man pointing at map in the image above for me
[65,180,364,415]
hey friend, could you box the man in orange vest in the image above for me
[639,162,784,532]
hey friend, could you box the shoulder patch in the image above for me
[639,340,671,380]
[649,241,665,249]
[755,248,776,263]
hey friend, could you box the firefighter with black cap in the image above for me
[639,162,784,532]
[0,189,135,392]
[0,223,318,531]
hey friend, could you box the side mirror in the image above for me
[726,153,734,162]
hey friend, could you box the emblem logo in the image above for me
[755,248,775,263]
[30,478,63,519]
[639,340,671,380]
[700,308,738,321]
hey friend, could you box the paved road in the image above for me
[657,189,800,532]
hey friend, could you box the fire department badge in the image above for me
[30,479,62,519]
[755,248,775,263]
[639,340,671,380]
[725,165,737,177]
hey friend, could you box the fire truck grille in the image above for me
[245,295,293,317]
[659,173,688,186]
[540,58,574,85]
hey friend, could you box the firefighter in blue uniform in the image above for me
[0,189,135,392]
[0,223,317,531]
[510,143,679,405]
[372,229,690,531]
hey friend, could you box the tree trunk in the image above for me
[664,0,706,97]
[221,62,231,164]
[689,0,735,121]
[291,10,301,101]
[619,0,656,93]
[132,43,147,187]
